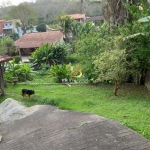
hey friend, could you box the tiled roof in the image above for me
[69,14,86,19]
[15,31,63,49]
[0,56,13,63]
[86,16,104,21]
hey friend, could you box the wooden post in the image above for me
[17,46,22,62]
[0,63,5,95]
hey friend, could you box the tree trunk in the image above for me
[0,64,5,95]
[140,68,147,85]
[114,80,119,96]
[22,22,26,34]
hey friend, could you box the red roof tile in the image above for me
[0,56,13,63]
[69,14,86,19]
[15,31,63,49]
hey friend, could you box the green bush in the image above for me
[29,42,70,70]
[4,59,35,82]
[49,64,82,83]
[13,56,21,64]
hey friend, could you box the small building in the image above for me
[86,16,104,25]
[67,14,86,22]
[15,31,64,56]
[3,20,15,36]
[0,56,13,95]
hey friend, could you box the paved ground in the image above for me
[0,105,150,150]
[21,56,29,63]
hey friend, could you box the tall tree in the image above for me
[8,3,37,34]
[89,0,149,25]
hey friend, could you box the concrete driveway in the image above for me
[0,105,150,150]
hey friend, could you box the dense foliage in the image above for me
[0,35,15,55]
[36,23,46,32]
[49,64,82,83]
[29,42,70,70]
[71,0,150,95]
[4,59,34,83]
[8,3,37,34]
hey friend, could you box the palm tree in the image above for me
[58,15,74,43]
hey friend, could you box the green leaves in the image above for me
[49,64,82,83]
[138,16,150,23]
[36,23,46,32]
[4,59,34,82]
[93,49,127,82]
[8,3,37,34]
[29,42,70,70]
[0,35,15,55]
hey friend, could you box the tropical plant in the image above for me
[0,35,15,56]
[71,21,95,38]
[4,59,34,82]
[58,15,74,43]
[49,64,82,83]
[29,42,70,70]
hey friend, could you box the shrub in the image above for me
[13,56,21,64]
[4,59,35,83]
[49,64,82,83]
[29,42,70,70]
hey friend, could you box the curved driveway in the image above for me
[1,105,150,150]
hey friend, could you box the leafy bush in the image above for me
[29,42,70,70]
[36,23,46,32]
[13,56,21,64]
[4,59,35,83]
[49,64,82,83]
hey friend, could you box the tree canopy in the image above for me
[36,23,46,32]
[8,3,37,34]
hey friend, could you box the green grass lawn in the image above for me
[1,82,150,140]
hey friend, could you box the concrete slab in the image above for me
[0,105,150,150]
[21,56,29,63]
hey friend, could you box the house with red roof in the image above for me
[67,14,86,22]
[15,31,63,56]
[86,16,104,25]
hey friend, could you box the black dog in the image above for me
[22,89,35,98]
